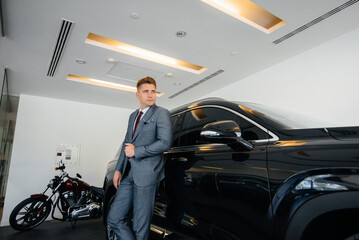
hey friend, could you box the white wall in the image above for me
[203,27,359,127]
[1,94,133,226]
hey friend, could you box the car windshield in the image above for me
[237,102,338,129]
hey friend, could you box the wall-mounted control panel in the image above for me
[56,144,81,166]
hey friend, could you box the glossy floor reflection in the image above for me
[0,218,190,240]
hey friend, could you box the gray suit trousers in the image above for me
[107,169,158,240]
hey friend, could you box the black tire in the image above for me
[9,197,52,231]
[301,209,359,240]
[345,233,359,240]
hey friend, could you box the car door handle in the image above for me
[171,157,188,162]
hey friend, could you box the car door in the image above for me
[166,106,272,239]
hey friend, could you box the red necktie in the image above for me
[132,111,143,138]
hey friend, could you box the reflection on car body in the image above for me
[103,98,359,240]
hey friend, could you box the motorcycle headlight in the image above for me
[47,180,54,188]
[48,179,59,189]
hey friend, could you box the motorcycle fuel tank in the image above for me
[65,179,90,190]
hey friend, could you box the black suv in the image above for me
[103,98,359,240]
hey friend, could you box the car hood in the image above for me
[326,126,359,141]
[275,126,359,142]
[276,128,330,140]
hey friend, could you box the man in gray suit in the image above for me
[107,76,172,240]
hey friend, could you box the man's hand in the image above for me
[125,143,135,158]
[113,171,122,190]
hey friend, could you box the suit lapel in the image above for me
[128,110,138,138]
[132,104,157,141]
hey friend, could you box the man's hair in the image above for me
[137,76,157,90]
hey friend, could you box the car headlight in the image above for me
[295,174,348,191]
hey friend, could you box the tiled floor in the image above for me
[0,218,195,240]
[0,218,106,240]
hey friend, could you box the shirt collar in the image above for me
[139,106,150,116]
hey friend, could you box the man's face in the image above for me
[136,83,157,109]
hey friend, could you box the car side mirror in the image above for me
[200,120,254,151]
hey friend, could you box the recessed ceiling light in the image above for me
[201,0,286,34]
[166,73,173,77]
[85,33,207,74]
[76,59,86,64]
[130,13,140,19]
[176,31,187,37]
[66,74,164,96]
[107,58,117,64]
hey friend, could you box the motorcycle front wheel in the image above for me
[9,197,52,231]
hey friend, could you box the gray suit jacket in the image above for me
[115,104,172,186]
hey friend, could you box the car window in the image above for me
[172,114,184,147]
[179,107,269,146]
[236,102,337,129]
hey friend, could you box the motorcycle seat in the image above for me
[90,186,104,196]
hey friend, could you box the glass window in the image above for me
[179,107,269,146]
[171,114,184,147]
[237,102,337,129]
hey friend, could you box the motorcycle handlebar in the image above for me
[55,165,65,171]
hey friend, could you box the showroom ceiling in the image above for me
[1,0,359,110]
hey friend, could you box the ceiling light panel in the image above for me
[201,0,286,34]
[66,74,164,96]
[85,33,207,74]
[107,61,165,83]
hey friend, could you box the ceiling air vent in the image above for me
[168,69,224,99]
[273,0,359,44]
[47,19,74,76]
[0,0,4,36]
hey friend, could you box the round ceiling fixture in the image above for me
[107,58,117,64]
[166,73,173,77]
[76,59,86,64]
[176,31,187,37]
[130,13,140,19]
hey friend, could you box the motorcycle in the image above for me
[9,162,104,231]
